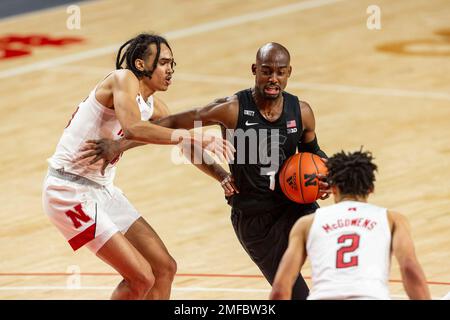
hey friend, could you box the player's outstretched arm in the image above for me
[78,91,237,193]
[95,94,174,155]
[270,217,309,300]
[153,96,237,130]
[113,72,233,156]
[78,94,180,166]
[78,82,234,173]
[81,95,236,155]
[390,211,431,300]
[113,70,189,145]
[113,95,173,150]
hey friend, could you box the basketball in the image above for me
[279,152,327,204]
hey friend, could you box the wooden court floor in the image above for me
[0,0,448,299]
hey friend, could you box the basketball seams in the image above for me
[311,153,320,201]
[279,156,288,200]
[280,154,296,202]
[299,152,306,203]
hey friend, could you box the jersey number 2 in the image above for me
[336,233,360,268]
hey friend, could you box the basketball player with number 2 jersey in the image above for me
[307,200,391,299]
[270,150,430,300]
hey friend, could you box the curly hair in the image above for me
[326,149,378,197]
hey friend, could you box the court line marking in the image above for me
[0,286,443,300]
[0,0,344,79]
[0,272,448,286]
[0,286,269,293]
[46,66,450,101]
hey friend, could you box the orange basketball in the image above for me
[279,152,327,204]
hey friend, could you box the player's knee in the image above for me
[130,267,155,297]
[167,257,177,278]
[135,274,155,297]
[153,255,177,281]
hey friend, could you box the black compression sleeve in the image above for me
[298,136,328,159]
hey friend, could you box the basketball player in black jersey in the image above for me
[81,42,328,300]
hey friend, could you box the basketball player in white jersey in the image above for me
[42,33,232,300]
[269,150,431,300]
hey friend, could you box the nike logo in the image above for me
[245,120,259,126]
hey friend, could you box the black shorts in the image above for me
[230,200,318,300]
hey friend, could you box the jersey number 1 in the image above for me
[265,171,276,190]
[336,233,360,269]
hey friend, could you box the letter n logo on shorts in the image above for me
[65,204,97,251]
[65,204,92,228]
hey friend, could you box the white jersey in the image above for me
[306,201,392,300]
[48,83,154,185]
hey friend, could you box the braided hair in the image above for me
[326,148,378,197]
[115,33,174,79]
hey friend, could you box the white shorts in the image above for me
[42,170,140,253]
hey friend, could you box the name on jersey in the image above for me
[322,218,377,233]
[244,109,255,116]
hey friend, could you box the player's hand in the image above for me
[189,132,235,163]
[219,173,239,197]
[77,139,122,176]
[317,173,331,200]
[317,157,330,200]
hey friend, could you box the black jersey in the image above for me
[228,88,303,210]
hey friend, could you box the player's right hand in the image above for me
[220,173,239,197]
[77,139,122,175]
[187,132,235,163]
[317,173,331,200]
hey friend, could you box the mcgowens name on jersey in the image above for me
[321,218,377,233]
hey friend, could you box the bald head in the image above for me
[252,43,292,100]
[256,42,291,64]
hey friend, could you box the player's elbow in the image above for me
[400,257,422,279]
